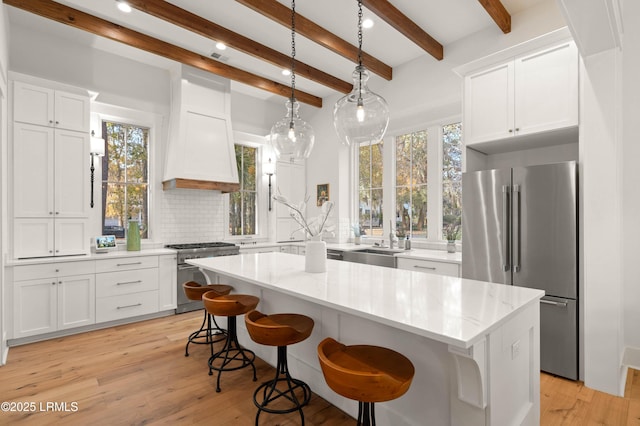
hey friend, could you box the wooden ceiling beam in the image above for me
[236,0,393,81]
[361,0,443,61]
[477,0,511,34]
[125,0,352,94]
[3,0,323,107]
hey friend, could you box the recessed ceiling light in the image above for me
[215,42,227,50]
[362,18,374,29]
[116,1,132,13]
[282,69,291,76]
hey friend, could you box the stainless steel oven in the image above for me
[165,242,240,313]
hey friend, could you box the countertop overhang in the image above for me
[187,252,543,349]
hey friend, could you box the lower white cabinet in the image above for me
[396,258,460,277]
[95,256,160,323]
[158,254,177,311]
[240,246,279,254]
[13,260,96,338]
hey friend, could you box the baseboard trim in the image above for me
[623,346,640,370]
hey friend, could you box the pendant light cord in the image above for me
[357,0,363,103]
[290,0,296,103]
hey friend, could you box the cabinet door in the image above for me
[55,129,89,218]
[396,258,460,277]
[14,218,55,258]
[55,219,89,256]
[58,274,95,330]
[14,278,57,338]
[463,62,514,145]
[275,161,305,218]
[276,218,305,242]
[514,41,578,136]
[13,81,54,127]
[158,254,177,310]
[13,123,54,217]
[54,91,90,132]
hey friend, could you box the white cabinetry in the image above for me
[275,161,306,242]
[463,41,578,152]
[12,261,96,338]
[11,80,90,258]
[158,254,178,311]
[95,256,160,322]
[240,245,279,254]
[396,258,460,277]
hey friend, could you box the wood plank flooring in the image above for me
[0,311,639,425]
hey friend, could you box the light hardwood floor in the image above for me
[0,311,639,425]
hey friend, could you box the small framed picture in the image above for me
[94,235,117,252]
[316,183,329,206]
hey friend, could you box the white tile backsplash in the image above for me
[159,189,226,244]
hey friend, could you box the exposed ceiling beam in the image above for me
[361,0,443,61]
[125,0,352,94]
[477,0,511,34]
[236,0,393,81]
[3,0,323,107]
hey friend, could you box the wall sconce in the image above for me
[264,157,275,211]
[90,131,106,208]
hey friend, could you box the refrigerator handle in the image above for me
[502,185,510,272]
[513,184,521,272]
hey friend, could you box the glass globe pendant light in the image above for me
[333,0,389,146]
[270,0,315,160]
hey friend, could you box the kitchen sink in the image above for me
[342,247,403,268]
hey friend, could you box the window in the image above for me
[101,120,149,240]
[442,123,462,240]
[229,144,257,236]
[358,141,384,236]
[395,130,428,238]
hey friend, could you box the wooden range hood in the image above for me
[162,65,240,193]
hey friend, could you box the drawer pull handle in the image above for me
[117,280,142,286]
[414,265,436,270]
[117,303,142,310]
[116,262,143,267]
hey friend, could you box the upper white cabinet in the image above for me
[11,79,90,258]
[13,82,90,132]
[463,41,578,152]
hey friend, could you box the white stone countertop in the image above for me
[5,248,177,266]
[188,252,542,348]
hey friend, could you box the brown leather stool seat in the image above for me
[182,281,232,357]
[202,292,259,392]
[245,310,314,425]
[317,337,415,426]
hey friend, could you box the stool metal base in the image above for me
[253,346,311,426]
[185,310,227,357]
[208,316,257,392]
[357,401,376,426]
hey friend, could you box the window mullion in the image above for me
[427,125,442,241]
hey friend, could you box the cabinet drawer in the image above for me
[96,291,159,323]
[96,268,158,298]
[14,261,95,281]
[397,258,460,277]
[95,256,158,273]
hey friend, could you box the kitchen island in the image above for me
[188,252,544,425]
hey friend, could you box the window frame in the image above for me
[352,115,462,246]
[93,105,161,243]
[224,132,270,241]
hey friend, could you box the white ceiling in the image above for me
[7,0,549,103]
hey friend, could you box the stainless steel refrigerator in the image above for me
[462,161,578,380]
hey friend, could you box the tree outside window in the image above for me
[229,144,257,236]
[359,141,384,237]
[395,131,428,238]
[442,123,463,240]
[101,121,149,240]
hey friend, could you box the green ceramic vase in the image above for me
[127,220,141,251]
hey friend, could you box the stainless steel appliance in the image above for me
[462,161,578,380]
[165,242,240,313]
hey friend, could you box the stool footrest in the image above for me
[185,311,227,357]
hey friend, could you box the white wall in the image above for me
[621,0,640,365]
[0,3,9,365]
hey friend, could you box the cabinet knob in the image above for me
[55,269,59,272]
[49,212,53,215]
[55,250,59,253]
[58,281,62,284]
[55,121,59,125]
[49,250,53,253]
[49,120,53,124]
[508,129,513,133]
[55,212,59,215]
[515,128,520,131]
[52,282,56,285]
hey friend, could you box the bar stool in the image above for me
[317,337,415,426]
[202,292,259,392]
[182,281,232,357]
[245,310,314,425]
